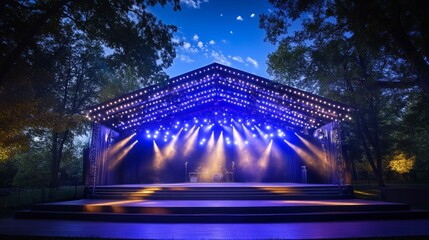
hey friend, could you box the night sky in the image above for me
[150,0,277,79]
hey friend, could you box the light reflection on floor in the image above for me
[1,218,429,239]
[53,198,399,208]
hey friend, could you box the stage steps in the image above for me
[15,184,429,223]
[15,199,428,223]
[90,185,353,200]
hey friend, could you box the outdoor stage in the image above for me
[9,63,423,239]
[15,182,427,223]
[7,182,429,239]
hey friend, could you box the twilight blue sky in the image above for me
[150,0,277,79]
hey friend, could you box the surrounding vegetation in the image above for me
[0,0,180,187]
[260,0,429,186]
[1,0,428,189]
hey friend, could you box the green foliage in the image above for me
[260,0,429,185]
[12,150,51,187]
[395,94,429,171]
[0,158,18,187]
[261,0,429,94]
[0,0,181,186]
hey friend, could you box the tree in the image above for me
[0,0,181,186]
[260,0,422,186]
[260,0,429,95]
[395,93,429,173]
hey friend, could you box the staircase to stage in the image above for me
[15,183,428,223]
[91,183,352,200]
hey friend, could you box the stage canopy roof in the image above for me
[85,63,352,135]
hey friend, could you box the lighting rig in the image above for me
[85,63,353,141]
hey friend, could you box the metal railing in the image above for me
[352,170,429,185]
[0,185,84,210]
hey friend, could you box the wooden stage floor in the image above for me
[2,183,429,239]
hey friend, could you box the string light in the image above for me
[86,63,353,133]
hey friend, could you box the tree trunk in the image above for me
[50,130,69,188]
[50,132,59,188]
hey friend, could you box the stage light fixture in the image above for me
[313,129,325,140]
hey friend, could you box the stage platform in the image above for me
[14,183,429,223]
[3,183,428,239]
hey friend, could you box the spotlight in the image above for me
[313,129,325,140]
[147,134,151,139]
[244,141,249,145]
[266,126,271,130]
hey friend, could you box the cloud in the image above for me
[250,13,255,18]
[183,42,191,49]
[182,42,199,53]
[180,0,208,9]
[178,54,194,63]
[236,16,243,21]
[193,34,199,41]
[172,38,180,44]
[197,41,204,48]
[246,57,259,68]
[231,56,243,63]
[211,50,231,66]
[209,40,215,45]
